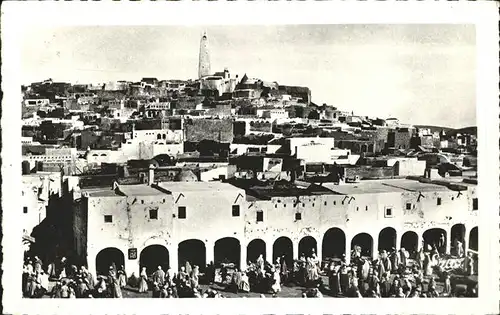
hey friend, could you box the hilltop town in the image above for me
[21,32,478,299]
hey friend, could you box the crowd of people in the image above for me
[320,243,477,298]
[22,239,477,299]
[23,256,127,298]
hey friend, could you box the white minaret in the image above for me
[198,31,211,79]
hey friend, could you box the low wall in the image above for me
[344,166,395,179]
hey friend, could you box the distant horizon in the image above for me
[21,25,476,128]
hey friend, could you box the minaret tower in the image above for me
[198,31,211,79]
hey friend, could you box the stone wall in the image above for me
[184,119,233,142]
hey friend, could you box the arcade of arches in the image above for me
[93,224,478,276]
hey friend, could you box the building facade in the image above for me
[73,173,478,278]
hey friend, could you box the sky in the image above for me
[21,25,476,128]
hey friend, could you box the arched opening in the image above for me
[423,228,447,254]
[247,239,266,263]
[351,233,373,258]
[157,134,162,140]
[299,236,317,259]
[214,237,240,268]
[178,239,206,271]
[451,223,466,256]
[401,231,419,257]
[322,228,346,261]
[469,226,478,251]
[378,227,397,252]
[273,237,293,267]
[140,245,170,275]
[95,247,125,276]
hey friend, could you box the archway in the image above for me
[273,236,293,267]
[451,224,466,256]
[322,228,346,261]
[299,236,317,259]
[178,239,206,271]
[214,237,241,268]
[423,228,447,254]
[95,247,125,276]
[378,227,397,252]
[351,233,373,258]
[140,245,170,275]
[469,226,478,251]
[247,239,266,263]
[401,231,419,257]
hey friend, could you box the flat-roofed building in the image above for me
[72,169,478,278]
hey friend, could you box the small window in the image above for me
[178,206,186,219]
[295,212,302,221]
[104,215,113,223]
[384,207,393,218]
[312,203,315,207]
[141,200,144,204]
[406,203,412,210]
[274,204,277,208]
[283,204,286,208]
[365,206,368,211]
[333,201,336,205]
[437,198,442,206]
[256,211,264,222]
[302,203,305,207]
[149,209,158,220]
[356,207,359,211]
[232,205,240,217]
[23,206,28,214]
[324,201,327,206]
[473,198,478,210]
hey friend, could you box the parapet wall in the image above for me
[344,166,395,179]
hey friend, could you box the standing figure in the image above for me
[138,267,149,293]
[442,273,452,296]
[118,266,127,288]
[423,252,433,276]
[466,253,475,276]
[240,271,250,293]
[271,268,281,294]
[152,266,166,287]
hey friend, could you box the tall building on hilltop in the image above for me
[198,31,211,79]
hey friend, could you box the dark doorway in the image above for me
[322,228,346,261]
[95,247,125,276]
[178,239,206,271]
[351,233,373,258]
[469,226,478,251]
[378,227,397,252]
[247,239,266,263]
[140,245,170,275]
[273,236,293,267]
[423,228,447,254]
[214,237,240,268]
[401,231,419,257]
[451,224,466,256]
[298,236,317,259]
